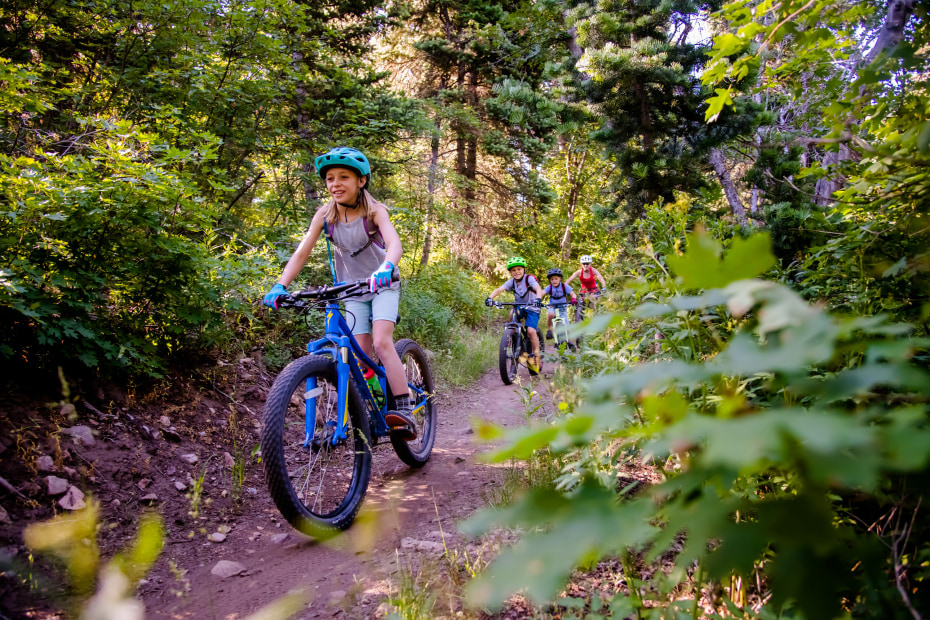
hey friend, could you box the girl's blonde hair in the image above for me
[321,188,388,225]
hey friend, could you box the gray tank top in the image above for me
[330,215,400,302]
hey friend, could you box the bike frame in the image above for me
[575,289,602,321]
[497,302,539,357]
[550,307,570,344]
[303,298,427,449]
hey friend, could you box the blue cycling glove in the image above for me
[263,283,288,309]
[369,261,394,292]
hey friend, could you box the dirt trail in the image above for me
[143,364,555,619]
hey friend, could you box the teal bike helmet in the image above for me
[506,256,528,270]
[315,147,371,182]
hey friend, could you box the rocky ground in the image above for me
[0,352,560,619]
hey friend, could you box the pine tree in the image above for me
[567,0,756,221]
[408,0,566,268]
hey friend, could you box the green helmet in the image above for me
[506,256,527,270]
[315,147,371,182]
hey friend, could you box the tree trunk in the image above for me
[449,67,486,271]
[813,144,859,207]
[560,149,588,261]
[420,121,441,269]
[634,82,654,152]
[292,50,319,207]
[709,148,749,227]
[864,0,916,64]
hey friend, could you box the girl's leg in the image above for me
[354,333,374,367]
[374,319,418,439]
[372,319,407,397]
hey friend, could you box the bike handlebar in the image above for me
[490,301,541,308]
[277,276,398,308]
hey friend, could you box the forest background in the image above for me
[1,0,929,617]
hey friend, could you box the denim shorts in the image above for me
[344,288,400,335]
[513,307,541,331]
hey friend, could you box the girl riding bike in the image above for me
[263,146,416,438]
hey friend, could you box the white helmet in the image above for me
[580,255,593,265]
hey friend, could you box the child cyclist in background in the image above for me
[566,254,606,301]
[543,268,576,340]
[485,257,545,369]
[262,146,417,439]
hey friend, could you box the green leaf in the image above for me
[704,88,734,123]
[919,120,930,153]
[724,234,776,281]
[464,485,656,609]
[667,230,776,290]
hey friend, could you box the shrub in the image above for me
[0,119,241,377]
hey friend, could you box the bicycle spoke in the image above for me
[279,373,357,517]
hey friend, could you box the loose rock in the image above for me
[59,486,86,510]
[174,481,187,492]
[46,476,69,496]
[271,533,289,545]
[140,493,158,504]
[223,452,236,469]
[209,532,227,543]
[162,428,181,442]
[179,453,198,465]
[159,416,171,427]
[36,455,56,472]
[210,560,246,579]
[62,425,96,447]
[400,537,446,554]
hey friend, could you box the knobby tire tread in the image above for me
[499,328,518,385]
[261,355,372,538]
[390,339,437,467]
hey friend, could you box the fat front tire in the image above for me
[499,328,519,385]
[390,339,437,467]
[261,355,372,538]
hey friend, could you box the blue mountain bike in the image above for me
[260,280,436,537]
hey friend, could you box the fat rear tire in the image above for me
[390,339,437,467]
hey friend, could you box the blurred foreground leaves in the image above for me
[464,230,930,618]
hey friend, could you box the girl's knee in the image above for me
[373,336,395,358]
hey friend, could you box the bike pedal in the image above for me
[389,425,418,442]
